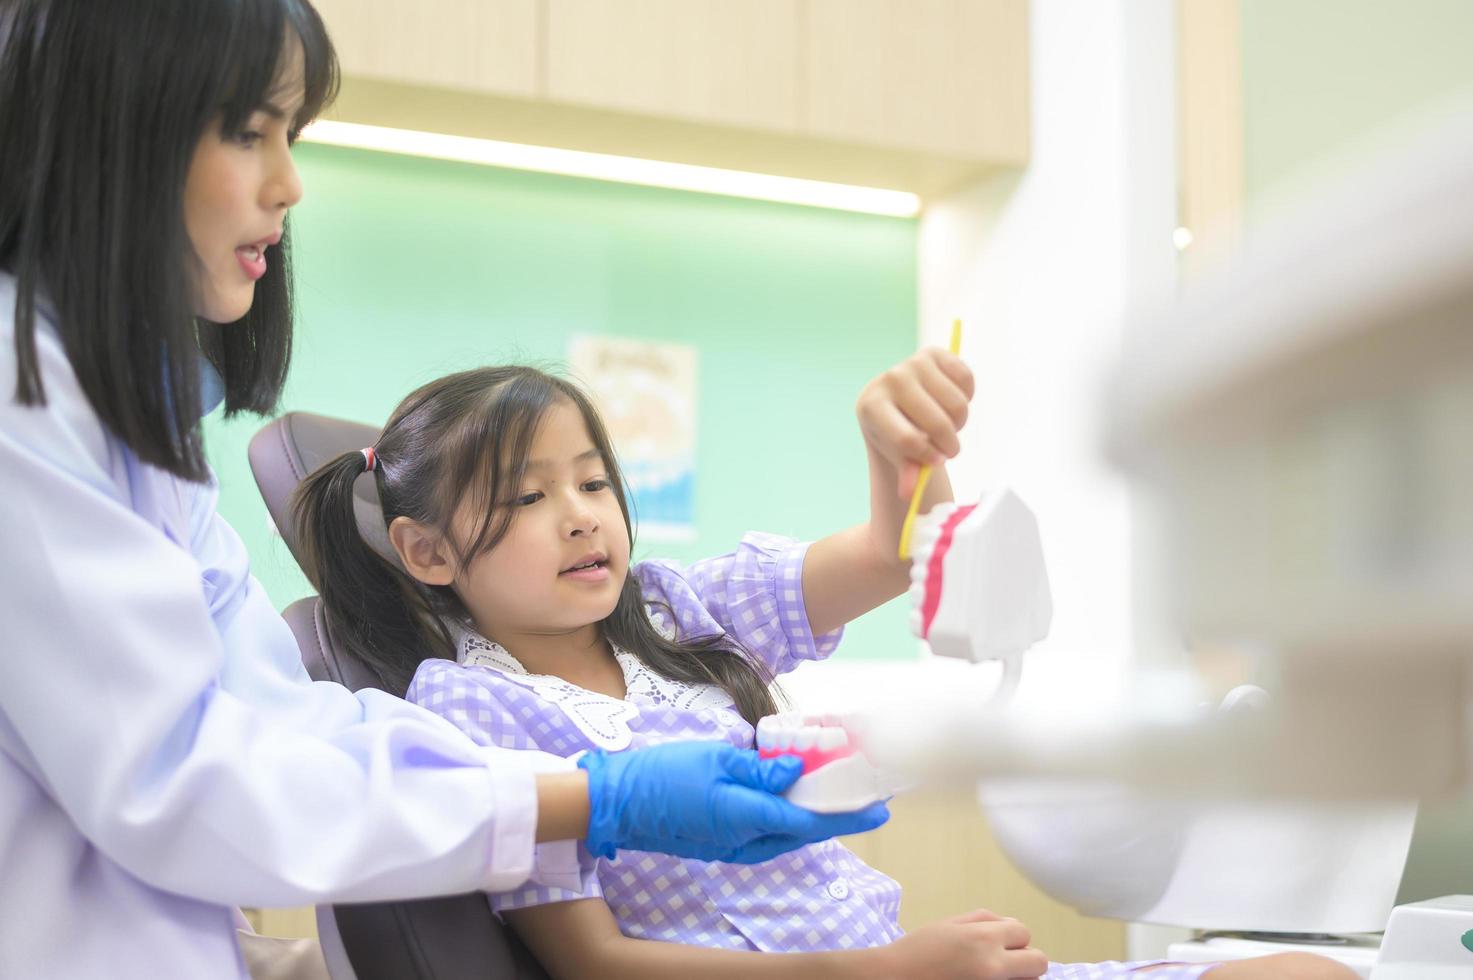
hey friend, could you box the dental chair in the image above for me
[249,411,551,980]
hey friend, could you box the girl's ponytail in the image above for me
[291,450,454,696]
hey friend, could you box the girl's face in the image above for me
[182,41,306,323]
[455,400,632,643]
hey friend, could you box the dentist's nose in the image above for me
[264,141,304,211]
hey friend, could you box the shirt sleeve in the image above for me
[0,322,576,908]
[636,531,844,678]
[409,661,604,913]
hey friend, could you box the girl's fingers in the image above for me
[950,908,1005,925]
[1003,946,1050,978]
[865,399,938,468]
[914,353,971,428]
[893,372,962,458]
[975,919,1032,950]
[924,347,977,401]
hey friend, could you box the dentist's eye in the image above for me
[514,491,543,507]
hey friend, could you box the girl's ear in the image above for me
[389,517,456,586]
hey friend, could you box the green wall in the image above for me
[203,143,919,661]
[1242,0,1473,202]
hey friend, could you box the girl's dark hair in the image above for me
[0,0,339,481]
[292,366,780,724]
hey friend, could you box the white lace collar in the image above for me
[453,620,736,750]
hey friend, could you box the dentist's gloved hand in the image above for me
[579,740,889,864]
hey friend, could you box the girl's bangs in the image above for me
[450,377,557,561]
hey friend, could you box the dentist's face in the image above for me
[182,41,306,323]
[456,400,632,644]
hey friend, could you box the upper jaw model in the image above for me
[906,488,1053,693]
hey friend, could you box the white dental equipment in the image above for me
[866,97,1473,804]
[866,99,1473,977]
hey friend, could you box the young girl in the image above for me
[295,362,1355,980]
[0,3,881,976]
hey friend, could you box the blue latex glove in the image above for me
[579,741,889,864]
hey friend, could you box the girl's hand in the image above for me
[856,348,975,498]
[870,909,1049,980]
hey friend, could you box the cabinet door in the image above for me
[545,0,802,132]
[312,0,539,98]
[804,0,1029,161]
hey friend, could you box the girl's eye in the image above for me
[230,130,265,148]
[514,491,543,507]
[582,478,611,492]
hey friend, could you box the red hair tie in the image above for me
[360,447,378,473]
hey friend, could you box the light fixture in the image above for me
[300,120,922,218]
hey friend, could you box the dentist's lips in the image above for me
[235,231,282,282]
[560,552,609,583]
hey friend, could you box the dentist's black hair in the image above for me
[0,0,338,481]
[292,366,781,724]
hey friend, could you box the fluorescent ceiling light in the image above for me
[300,120,921,218]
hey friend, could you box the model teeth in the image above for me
[907,506,959,638]
[755,712,851,753]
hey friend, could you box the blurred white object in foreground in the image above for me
[876,95,1473,802]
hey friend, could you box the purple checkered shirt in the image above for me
[407,533,1220,978]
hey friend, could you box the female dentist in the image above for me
[0,2,887,976]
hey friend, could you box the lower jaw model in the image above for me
[756,712,895,813]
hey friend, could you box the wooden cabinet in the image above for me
[311,0,540,97]
[805,0,1029,160]
[545,0,802,133]
[310,1,1029,205]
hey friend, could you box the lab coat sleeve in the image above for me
[0,333,580,907]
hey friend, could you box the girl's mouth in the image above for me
[560,558,610,582]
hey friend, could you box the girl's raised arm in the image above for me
[802,349,973,636]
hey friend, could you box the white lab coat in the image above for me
[0,274,582,978]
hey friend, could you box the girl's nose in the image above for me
[566,504,599,538]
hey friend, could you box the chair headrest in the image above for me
[247,412,401,572]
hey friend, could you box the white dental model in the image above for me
[755,713,893,814]
[905,488,1053,697]
[762,490,1052,814]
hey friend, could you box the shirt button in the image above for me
[827,878,850,901]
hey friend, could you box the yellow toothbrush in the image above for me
[897,319,962,561]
